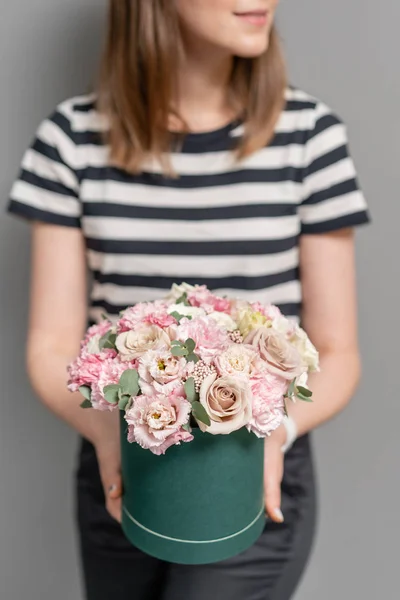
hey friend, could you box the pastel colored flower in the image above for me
[167,303,206,320]
[138,350,189,395]
[199,374,252,435]
[91,360,128,411]
[272,315,297,339]
[116,325,171,361]
[187,286,231,314]
[251,302,282,321]
[125,394,193,454]
[208,311,238,332]
[245,327,305,380]
[238,309,269,339]
[165,282,196,302]
[67,348,116,392]
[214,344,258,378]
[82,320,114,354]
[291,326,320,372]
[177,316,230,363]
[118,300,173,332]
[248,374,287,437]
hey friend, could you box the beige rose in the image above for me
[244,327,305,380]
[199,373,252,434]
[116,325,170,361]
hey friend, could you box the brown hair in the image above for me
[97,0,287,174]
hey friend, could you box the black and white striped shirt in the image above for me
[8,88,370,324]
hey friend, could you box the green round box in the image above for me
[120,413,266,565]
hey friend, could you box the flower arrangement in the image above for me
[68,283,319,455]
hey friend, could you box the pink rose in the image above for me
[199,373,252,434]
[91,360,128,411]
[187,286,231,314]
[248,374,287,437]
[177,316,230,363]
[67,348,116,392]
[245,327,305,380]
[125,394,193,454]
[251,302,282,321]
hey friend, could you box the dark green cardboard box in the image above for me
[120,413,266,565]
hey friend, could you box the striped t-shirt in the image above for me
[8,87,370,324]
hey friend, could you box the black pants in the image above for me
[75,435,317,600]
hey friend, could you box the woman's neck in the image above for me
[173,44,236,133]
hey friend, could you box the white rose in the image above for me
[272,315,297,337]
[208,312,237,332]
[167,304,206,319]
[292,326,320,372]
[165,282,196,302]
[214,345,257,378]
[116,325,170,361]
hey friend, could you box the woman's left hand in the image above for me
[264,425,286,523]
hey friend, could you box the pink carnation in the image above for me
[125,394,193,455]
[248,373,287,437]
[187,286,231,314]
[82,320,113,348]
[90,359,128,412]
[176,316,230,363]
[67,348,116,393]
[118,300,175,332]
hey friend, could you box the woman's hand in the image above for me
[264,425,286,523]
[91,412,123,523]
[95,436,123,523]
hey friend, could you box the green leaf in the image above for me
[100,313,109,321]
[191,401,211,427]
[283,399,288,417]
[184,377,198,403]
[118,395,130,411]
[79,385,91,401]
[104,384,120,404]
[119,369,140,397]
[186,353,200,364]
[170,311,185,323]
[176,292,190,306]
[182,422,192,432]
[80,399,92,409]
[171,346,188,357]
[296,392,313,403]
[171,339,183,346]
[185,338,196,354]
[296,385,312,398]
[99,331,117,350]
[288,380,296,396]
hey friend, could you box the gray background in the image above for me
[0,1,397,598]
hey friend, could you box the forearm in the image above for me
[286,348,361,437]
[27,345,118,445]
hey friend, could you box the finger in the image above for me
[107,478,123,500]
[264,448,284,523]
[106,497,122,523]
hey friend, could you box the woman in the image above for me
[7,1,370,599]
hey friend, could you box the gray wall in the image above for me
[0,1,397,599]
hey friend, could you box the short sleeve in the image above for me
[299,102,371,234]
[7,106,81,228]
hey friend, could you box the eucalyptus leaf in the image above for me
[171,346,188,357]
[297,393,313,403]
[99,331,117,351]
[184,377,197,403]
[170,312,185,323]
[191,401,211,427]
[104,384,120,404]
[176,292,190,306]
[119,369,140,396]
[118,396,130,411]
[171,339,183,347]
[185,338,196,354]
[79,385,92,401]
[288,380,296,396]
[80,399,92,409]
[296,385,312,398]
[186,353,200,364]
[100,313,109,321]
[182,422,192,433]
